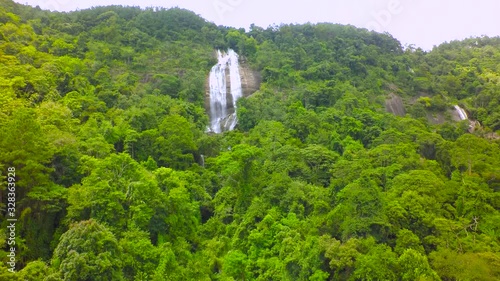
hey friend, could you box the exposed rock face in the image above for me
[204,52,261,104]
[238,57,261,97]
[424,106,469,125]
[384,94,498,137]
[451,105,481,133]
[385,93,405,116]
[427,112,446,125]
[451,105,468,122]
[204,50,261,133]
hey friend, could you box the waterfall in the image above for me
[208,50,228,133]
[208,49,242,133]
[454,105,468,120]
[454,105,478,132]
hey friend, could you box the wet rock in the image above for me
[385,93,405,116]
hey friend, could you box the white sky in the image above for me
[14,0,500,50]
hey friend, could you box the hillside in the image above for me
[1,0,500,280]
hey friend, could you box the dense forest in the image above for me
[1,0,500,279]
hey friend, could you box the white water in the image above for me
[454,105,468,120]
[208,49,242,133]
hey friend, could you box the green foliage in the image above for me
[1,1,500,279]
[119,229,158,280]
[52,220,124,281]
[330,178,388,240]
[398,249,440,281]
[430,248,500,280]
[353,243,398,281]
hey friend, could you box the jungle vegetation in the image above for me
[0,0,499,280]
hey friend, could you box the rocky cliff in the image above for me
[385,93,406,116]
[204,51,261,111]
[238,56,261,97]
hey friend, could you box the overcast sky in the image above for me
[15,0,500,50]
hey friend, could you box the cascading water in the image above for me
[208,50,228,133]
[226,49,242,131]
[454,105,468,120]
[208,49,242,133]
[454,104,477,132]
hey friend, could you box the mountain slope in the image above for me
[0,1,499,280]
